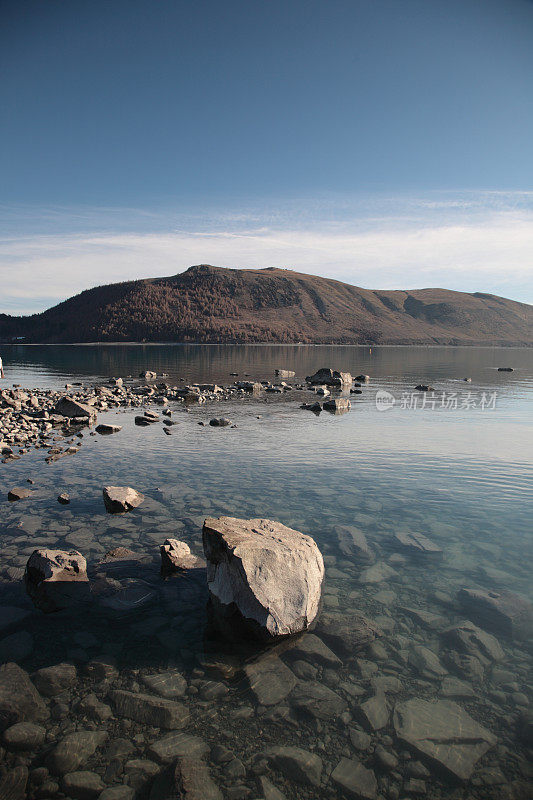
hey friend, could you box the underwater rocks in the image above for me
[103,486,144,513]
[25,549,91,613]
[393,530,443,559]
[316,612,381,656]
[109,689,190,729]
[0,662,48,731]
[331,757,377,799]
[457,587,533,640]
[202,516,324,640]
[334,525,374,564]
[393,698,496,780]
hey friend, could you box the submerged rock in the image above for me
[109,689,190,729]
[316,612,381,657]
[334,525,374,564]
[331,757,377,799]
[244,654,297,706]
[48,730,108,775]
[202,516,324,640]
[441,620,504,664]
[394,531,443,559]
[149,756,222,800]
[0,663,48,731]
[457,587,533,640]
[393,698,496,780]
[25,549,91,613]
[103,485,144,513]
[262,746,322,787]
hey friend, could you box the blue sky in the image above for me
[1,0,533,313]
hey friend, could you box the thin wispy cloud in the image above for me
[1,192,532,314]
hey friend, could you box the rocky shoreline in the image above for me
[1,368,362,465]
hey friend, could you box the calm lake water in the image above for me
[0,344,532,800]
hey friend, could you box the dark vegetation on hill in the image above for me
[1,265,531,345]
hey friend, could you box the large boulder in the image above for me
[25,550,91,613]
[394,698,496,780]
[306,368,352,386]
[54,396,97,422]
[457,587,533,640]
[202,517,324,640]
[103,486,144,514]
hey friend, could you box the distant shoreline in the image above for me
[1,341,531,349]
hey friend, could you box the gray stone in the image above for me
[103,486,144,513]
[203,516,324,640]
[263,746,322,787]
[32,662,77,697]
[356,693,389,731]
[0,766,28,800]
[99,788,135,800]
[0,662,48,731]
[95,424,122,434]
[409,645,447,678]
[48,729,108,775]
[440,676,475,699]
[287,633,342,667]
[76,693,112,721]
[441,620,504,664]
[109,689,190,729]
[275,370,295,378]
[323,397,351,412]
[289,681,346,720]
[149,757,222,800]
[142,670,188,698]
[358,562,397,584]
[331,757,377,799]
[457,587,533,640]
[61,770,104,799]
[349,728,371,751]
[316,613,381,657]
[148,732,209,763]
[393,698,496,780]
[244,654,297,706]
[394,531,442,559]
[257,775,288,800]
[334,525,374,564]
[2,721,46,750]
[25,549,90,612]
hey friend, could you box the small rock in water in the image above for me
[497,367,514,371]
[61,770,104,798]
[31,663,77,697]
[457,587,533,640]
[209,417,232,427]
[25,549,91,613]
[160,538,204,572]
[0,662,49,729]
[57,492,70,504]
[2,721,46,751]
[262,746,322,787]
[95,423,122,435]
[331,757,377,799]
[103,485,144,513]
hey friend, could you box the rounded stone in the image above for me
[3,722,46,750]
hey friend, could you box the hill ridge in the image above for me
[1,265,531,346]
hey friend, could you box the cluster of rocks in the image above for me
[1,366,367,462]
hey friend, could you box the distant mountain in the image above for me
[1,265,532,345]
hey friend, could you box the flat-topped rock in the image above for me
[25,549,90,613]
[394,531,443,559]
[95,423,122,435]
[394,698,496,780]
[244,654,297,706]
[109,689,190,729]
[457,587,533,640]
[202,516,324,640]
[150,757,222,800]
[262,746,322,787]
[103,486,144,513]
[441,620,504,664]
[331,757,377,799]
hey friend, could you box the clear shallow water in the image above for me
[0,344,532,800]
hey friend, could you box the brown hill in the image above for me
[1,265,531,345]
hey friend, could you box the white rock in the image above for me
[203,516,324,640]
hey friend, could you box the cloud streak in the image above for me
[1,195,532,314]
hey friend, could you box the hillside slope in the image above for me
[1,265,531,345]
